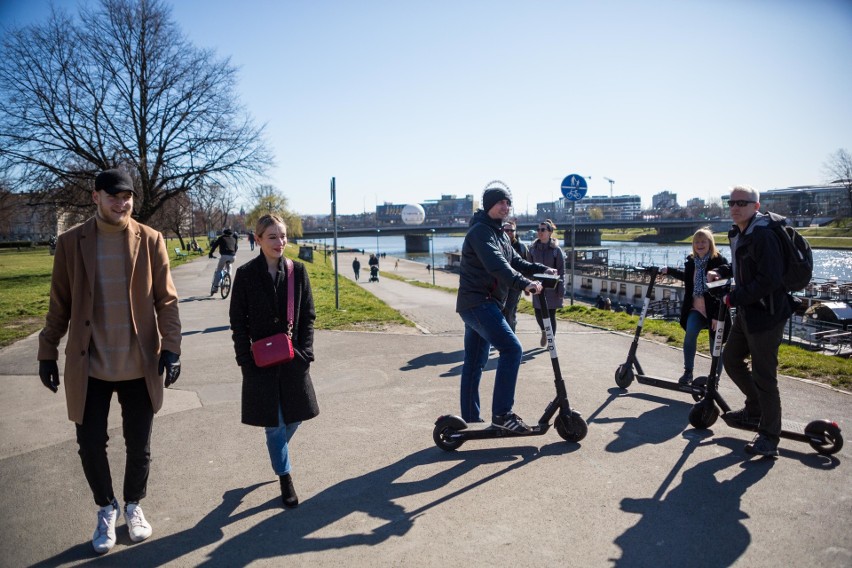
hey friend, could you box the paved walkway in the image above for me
[0,246,850,567]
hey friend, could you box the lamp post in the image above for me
[604,177,615,219]
[429,229,436,286]
[376,228,381,257]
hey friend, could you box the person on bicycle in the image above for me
[209,228,238,296]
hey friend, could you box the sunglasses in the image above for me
[503,228,515,233]
[727,199,756,207]
[537,227,552,232]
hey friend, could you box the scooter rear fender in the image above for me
[435,415,468,431]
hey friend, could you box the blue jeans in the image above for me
[265,406,300,476]
[683,310,711,371]
[459,302,524,422]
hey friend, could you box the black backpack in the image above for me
[765,212,813,292]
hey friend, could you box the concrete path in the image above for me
[0,246,850,567]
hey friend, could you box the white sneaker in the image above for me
[92,499,119,554]
[124,502,153,543]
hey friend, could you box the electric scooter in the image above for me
[614,266,706,401]
[688,279,844,456]
[433,274,588,451]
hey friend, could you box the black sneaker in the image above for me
[725,407,762,426]
[677,370,693,385]
[491,412,530,433]
[745,434,779,458]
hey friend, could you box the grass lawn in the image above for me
[0,241,410,348]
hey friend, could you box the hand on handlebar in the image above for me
[706,270,720,282]
[525,281,543,295]
[544,268,557,276]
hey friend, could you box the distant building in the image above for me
[652,190,679,210]
[756,183,851,219]
[421,194,475,225]
[0,192,83,242]
[686,197,705,209]
[536,195,641,222]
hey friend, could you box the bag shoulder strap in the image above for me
[286,258,295,337]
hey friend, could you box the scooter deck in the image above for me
[636,374,705,397]
[723,415,822,443]
[448,423,551,440]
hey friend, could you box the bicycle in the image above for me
[210,255,233,299]
[218,260,233,299]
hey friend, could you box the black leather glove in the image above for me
[39,360,60,393]
[158,350,181,387]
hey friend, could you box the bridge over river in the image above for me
[301,218,733,251]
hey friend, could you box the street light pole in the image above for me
[376,228,381,257]
[430,229,435,286]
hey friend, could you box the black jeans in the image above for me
[722,314,785,443]
[76,377,154,507]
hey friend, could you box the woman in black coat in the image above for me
[662,227,729,386]
[229,214,319,508]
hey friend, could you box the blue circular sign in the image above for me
[561,174,587,201]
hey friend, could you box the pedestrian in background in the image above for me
[528,219,565,347]
[229,214,319,507]
[37,168,182,554]
[247,231,256,251]
[352,257,361,281]
[500,220,529,332]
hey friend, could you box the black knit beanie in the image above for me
[482,187,512,212]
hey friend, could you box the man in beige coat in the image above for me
[37,168,182,555]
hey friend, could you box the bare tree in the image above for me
[822,148,852,213]
[247,185,303,237]
[0,0,271,224]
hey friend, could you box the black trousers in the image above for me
[76,377,154,507]
[534,308,558,334]
[722,314,786,443]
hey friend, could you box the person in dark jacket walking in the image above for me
[661,227,729,385]
[229,214,319,506]
[708,185,792,458]
[500,221,529,332]
[352,257,361,281]
[456,186,554,432]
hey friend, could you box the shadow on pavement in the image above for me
[612,435,774,567]
[182,325,230,337]
[46,445,572,567]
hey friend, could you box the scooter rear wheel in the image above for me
[433,424,464,451]
[555,412,588,442]
[804,420,844,456]
[615,364,634,389]
[689,400,719,429]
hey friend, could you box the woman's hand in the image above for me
[711,319,718,331]
[707,270,720,282]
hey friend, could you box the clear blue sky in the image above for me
[3,0,851,216]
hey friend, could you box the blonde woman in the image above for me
[661,227,729,385]
[229,214,319,508]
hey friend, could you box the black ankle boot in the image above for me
[279,473,299,508]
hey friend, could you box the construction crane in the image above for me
[604,177,615,218]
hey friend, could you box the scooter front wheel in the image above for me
[615,364,634,389]
[690,376,708,402]
[689,400,719,429]
[433,423,464,451]
[804,420,844,455]
[555,412,588,442]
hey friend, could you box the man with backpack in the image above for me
[707,185,794,458]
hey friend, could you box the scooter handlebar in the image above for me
[706,278,731,298]
[533,273,562,289]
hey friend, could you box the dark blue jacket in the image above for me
[456,211,549,313]
[715,212,792,332]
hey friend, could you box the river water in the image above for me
[305,235,852,282]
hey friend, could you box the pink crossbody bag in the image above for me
[251,259,295,368]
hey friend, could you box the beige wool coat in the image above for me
[38,217,182,424]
